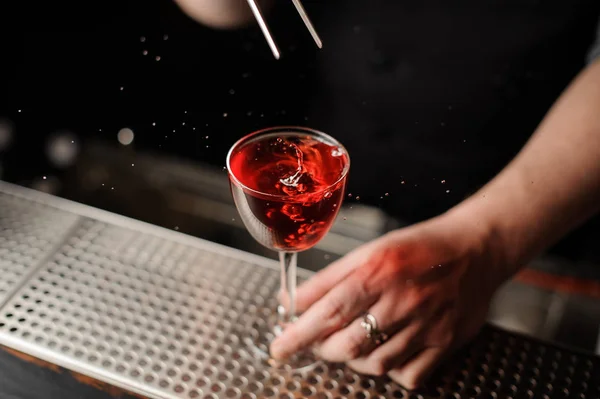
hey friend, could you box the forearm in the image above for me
[449,60,600,278]
[174,0,271,29]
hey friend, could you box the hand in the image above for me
[174,0,272,29]
[270,212,510,390]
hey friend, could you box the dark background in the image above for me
[1,0,321,176]
[2,0,600,277]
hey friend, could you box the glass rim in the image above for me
[226,126,350,200]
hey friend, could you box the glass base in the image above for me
[242,306,320,372]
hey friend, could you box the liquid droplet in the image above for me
[152,122,156,126]
[142,50,148,56]
[223,113,228,118]
[140,36,146,42]
[401,181,405,185]
[324,254,331,260]
[205,136,209,139]
[331,148,343,157]
[355,196,360,200]
[229,89,235,95]
[348,193,352,197]
[155,56,161,61]
[446,190,450,193]
[43,176,47,180]
[174,226,179,231]
[343,217,347,220]
[163,34,169,40]
[324,192,333,199]
[385,193,389,196]
[441,180,446,184]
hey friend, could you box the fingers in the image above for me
[388,347,446,390]
[315,296,412,363]
[313,317,371,363]
[270,267,379,360]
[345,321,423,376]
[280,237,384,313]
[281,245,374,313]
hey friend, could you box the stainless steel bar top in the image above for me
[0,180,598,399]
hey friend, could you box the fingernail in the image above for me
[270,339,287,360]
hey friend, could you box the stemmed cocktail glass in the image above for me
[226,126,350,371]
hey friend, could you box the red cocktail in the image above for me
[226,126,350,370]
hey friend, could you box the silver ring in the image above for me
[360,313,388,346]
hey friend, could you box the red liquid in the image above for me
[229,133,349,251]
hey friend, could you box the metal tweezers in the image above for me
[246,0,322,59]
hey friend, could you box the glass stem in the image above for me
[279,251,298,323]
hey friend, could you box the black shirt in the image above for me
[307,0,600,224]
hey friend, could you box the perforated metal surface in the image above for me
[0,182,599,399]
[0,193,79,304]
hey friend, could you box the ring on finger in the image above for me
[360,313,389,346]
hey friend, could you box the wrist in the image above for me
[442,199,522,284]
